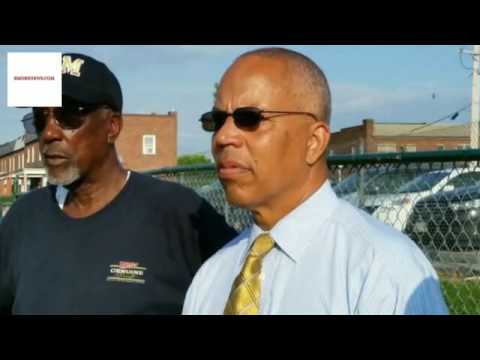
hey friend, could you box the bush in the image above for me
[177,154,212,166]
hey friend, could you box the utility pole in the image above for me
[462,45,480,149]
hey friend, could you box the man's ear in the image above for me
[108,112,123,144]
[306,121,330,166]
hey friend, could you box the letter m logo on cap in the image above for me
[62,55,85,77]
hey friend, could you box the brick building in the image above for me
[330,119,472,155]
[117,112,177,171]
[0,111,177,197]
[0,133,46,197]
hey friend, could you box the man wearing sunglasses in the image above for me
[183,47,448,315]
[0,53,236,314]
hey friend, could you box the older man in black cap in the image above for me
[0,53,236,315]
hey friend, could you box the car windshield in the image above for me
[334,170,424,196]
[334,172,376,196]
[363,171,425,195]
[334,174,357,196]
[398,172,450,193]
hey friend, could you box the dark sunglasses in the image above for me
[199,107,319,132]
[33,100,111,134]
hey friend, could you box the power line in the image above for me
[394,103,471,137]
[459,49,473,72]
[420,118,471,135]
[409,104,470,134]
[459,48,480,76]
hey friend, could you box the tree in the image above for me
[177,154,212,166]
[12,176,20,196]
[213,82,220,101]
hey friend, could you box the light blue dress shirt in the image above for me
[183,181,449,315]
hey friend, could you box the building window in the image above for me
[22,154,24,168]
[457,144,471,150]
[377,144,396,153]
[400,145,416,153]
[143,135,156,155]
[438,145,446,151]
[26,147,30,163]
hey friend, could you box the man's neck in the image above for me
[252,172,328,231]
[63,162,129,219]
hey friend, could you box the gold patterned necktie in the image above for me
[224,233,275,315]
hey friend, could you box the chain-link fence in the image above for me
[148,150,480,315]
[146,164,253,232]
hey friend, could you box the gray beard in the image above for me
[47,165,81,186]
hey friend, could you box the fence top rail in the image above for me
[146,150,480,175]
[328,149,480,166]
[146,163,216,175]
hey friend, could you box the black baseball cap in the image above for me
[62,53,123,112]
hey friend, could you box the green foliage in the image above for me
[178,154,212,166]
[213,82,219,100]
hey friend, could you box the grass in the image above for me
[0,196,15,205]
[440,276,480,315]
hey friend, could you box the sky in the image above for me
[0,45,476,156]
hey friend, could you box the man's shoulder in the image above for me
[337,199,440,288]
[335,199,412,243]
[130,172,201,204]
[331,199,427,266]
[330,200,445,314]
[1,187,53,230]
[195,229,249,276]
[6,186,53,214]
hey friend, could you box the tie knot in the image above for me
[249,234,275,258]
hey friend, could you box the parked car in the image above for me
[373,168,480,231]
[405,183,480,251]
[334,168,428,213]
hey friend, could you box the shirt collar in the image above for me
[239,181,340,265]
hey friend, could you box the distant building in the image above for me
[116,112,177,172]
[329,119,472,155]
[0,111,177,197]
[0,132,46,197]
